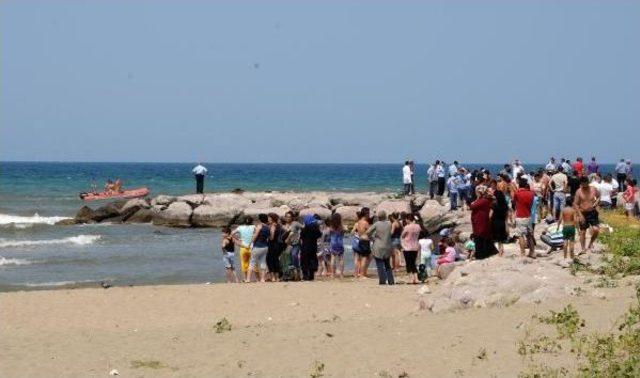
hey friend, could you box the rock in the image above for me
[591,290,606,300]
[151,195,176,207]
[419,200,448,220]
[92,203,121,222]
[152,201,193,227]
[299,206,332,220]
[74,206,95,223]
[411,194,430,209]
[109,369,119,376]
[204,193,253,209]
[242,205,291,220]
[119,198,150,213]
[417,285,431,295]
[328,192,389,208]
[333,206,360,226]
[55,218,77,226]
[177,194,207,207]
[437,263,457,279]
[458,231,471,243]
[192,204,242,227]
[375,200,411,216]
[125,208,154,223]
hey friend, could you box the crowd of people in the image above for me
[217,157,637,285]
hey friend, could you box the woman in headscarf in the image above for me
[470,186,498,259]
[300,214,322,281]
[490,183,509,257]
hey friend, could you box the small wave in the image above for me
[0,235,101,248]
[0,256,33,266]
[0,213,70,226]
[22,279,99,287]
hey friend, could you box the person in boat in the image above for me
[104,179,115,193]
[113,178,123,193]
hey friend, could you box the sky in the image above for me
[1,1,639,164]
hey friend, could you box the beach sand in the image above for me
[1,279,637,377]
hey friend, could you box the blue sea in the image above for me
[0,161,617,291]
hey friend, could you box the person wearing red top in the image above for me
[513,179,535,257]
[469,186,497,259]
[572,157,584,177]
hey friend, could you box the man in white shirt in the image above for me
[550,167,568,220]
[512,159,525,177]
[192,163,208,194]
[448,161,459,177]
[545,157,557,173]
[402,161,412,195]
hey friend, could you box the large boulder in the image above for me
[119,198,150,214]
[92,203,121,222]
[242,205,291,220]
[419,200,448,220]
[411,194,430,210]
[177,194,207,208]
[75,206,95,223]
[299,206,332,221]
[192,204,242,227]
[329,192,389,208]
[152,201,193,227]
[125,208,154,223]
[333,206,360,226]
[151,195,176,207]
[375,200,411,216]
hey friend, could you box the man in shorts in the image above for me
[573,176,600,253]
[513,178,535,257]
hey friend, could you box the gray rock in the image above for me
[177,194,207,207]
[55,218,78,226]
[242,205,291,220]
[92,203,121,222]
[151,195,176,207]
[333,206,360,226]
[125,208,154,223]
[75,206,95,223]
[411,194,430,209]
[299,206,332,220]
[375,200,411,216]
[119,198,150,213]
[192,204,241,227]
[152,201,193,227]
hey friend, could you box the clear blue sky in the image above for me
[2,1,639,164]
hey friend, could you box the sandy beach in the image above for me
[2,277,638,377]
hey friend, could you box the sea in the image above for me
[0,161,617,291]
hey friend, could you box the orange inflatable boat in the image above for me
[79,187,150,201]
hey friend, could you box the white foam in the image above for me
[0,235,101,248]
[22,279,97,287]
[0,213,70,226]
[0,256,32,266]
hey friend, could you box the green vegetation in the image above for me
[538,304,585,339]
[518,283,640,377]
[214,317,232,333]
[599,211,640,277]
[130,360,166,369]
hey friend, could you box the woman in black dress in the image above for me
[491,189,509,256]
[300,215,322,281]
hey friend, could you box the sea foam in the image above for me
[0,256,33,266]
[0,213,70,226]
[0,235,101,248]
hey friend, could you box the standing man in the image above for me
[616,158,628,192]
[402,161,412,196]
[586,157,599,176]
[192,162,208,194]
[513,178,535,258]
[427,161,440,199]
[572,157,584,177]
[574,176,600,253]
[550,166,568,220]
[409,160,416,195]
[448,161,459,177]
[545,157,557,172]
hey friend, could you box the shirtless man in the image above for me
[351,207,372,278]
[573,176,600,252]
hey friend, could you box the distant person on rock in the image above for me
[192,163,208,194]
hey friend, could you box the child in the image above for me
[418,232,434,280]
[328,213,345,278]
[220,226,239,283]
[318,220,331,277]
[557,196,577,260]
[435,239,456,277]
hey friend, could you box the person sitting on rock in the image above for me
[435,239,457,277]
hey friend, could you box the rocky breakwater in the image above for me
[58,191,455,231]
